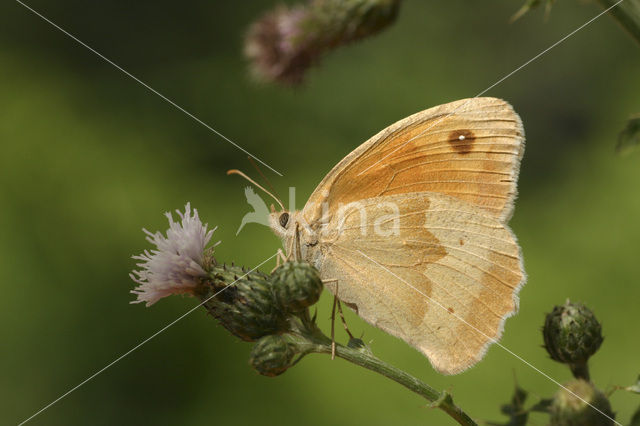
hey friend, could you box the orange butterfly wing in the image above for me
[296,97,526,373]
[302,97,524,225]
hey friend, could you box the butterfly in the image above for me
[246,97,525,374]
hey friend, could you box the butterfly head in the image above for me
[227,168,291,237]
[268,206,299,239]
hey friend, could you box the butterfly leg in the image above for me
[323,278,354,360]
[336,298,355,340]
[322,278,339,359]
[293,224,302,261]
[282,229,297,262]
[330,291,338,360]
[273,225,302,272]
[331,280,355,340]
[273,226,304,273]
[271,249,288,273]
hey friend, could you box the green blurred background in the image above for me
[1,1,639,425]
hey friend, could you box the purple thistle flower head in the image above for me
[130,203,217,306]
[244,5,314,85]
[244,0,401,86]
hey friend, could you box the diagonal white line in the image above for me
[355,249,621,426]
[14,1,626,424]
[17,252,279,426]
[15,0,283,177]
[357,0,625,176]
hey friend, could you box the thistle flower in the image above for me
[245,5,312,85]
[542,300,603,380]
[249,334,297,377]
[550,379,614,426]
[245,0,401,85]
[271,262,323,313]
[199,263,289,342]
[130,203,216,306]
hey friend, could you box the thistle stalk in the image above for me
[198,263,478,425]
[285,312,478,426]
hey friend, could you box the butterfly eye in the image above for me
[279,212,290,228]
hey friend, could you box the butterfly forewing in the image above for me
[302,97,524,225]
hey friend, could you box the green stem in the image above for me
[598,0,640,45]
[289,321,477,426]
[569,361,591,381]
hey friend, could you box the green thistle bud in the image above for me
[197,263,288,342]
[249,334,297,377]
[543,300,603,380]
[550,379,614,426]
[270,262,323,313]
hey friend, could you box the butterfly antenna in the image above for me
[227,169,285,211]
[247,155,282,204]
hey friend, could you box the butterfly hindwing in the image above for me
[318,192,524,374]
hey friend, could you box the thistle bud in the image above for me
[197,263,288,342]
[550,379,614,426]
[270,262,323,313]
[543,300,603,380]
[249,334,297,377]
[245,0,401,85]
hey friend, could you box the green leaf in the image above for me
[510,385,528,412]
[491,384,529,426]
[616,114,640,155]
[529,398,553,413]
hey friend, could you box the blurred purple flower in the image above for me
[245,5,313,85]
[130,203,217,306]
[245,0,401,86]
